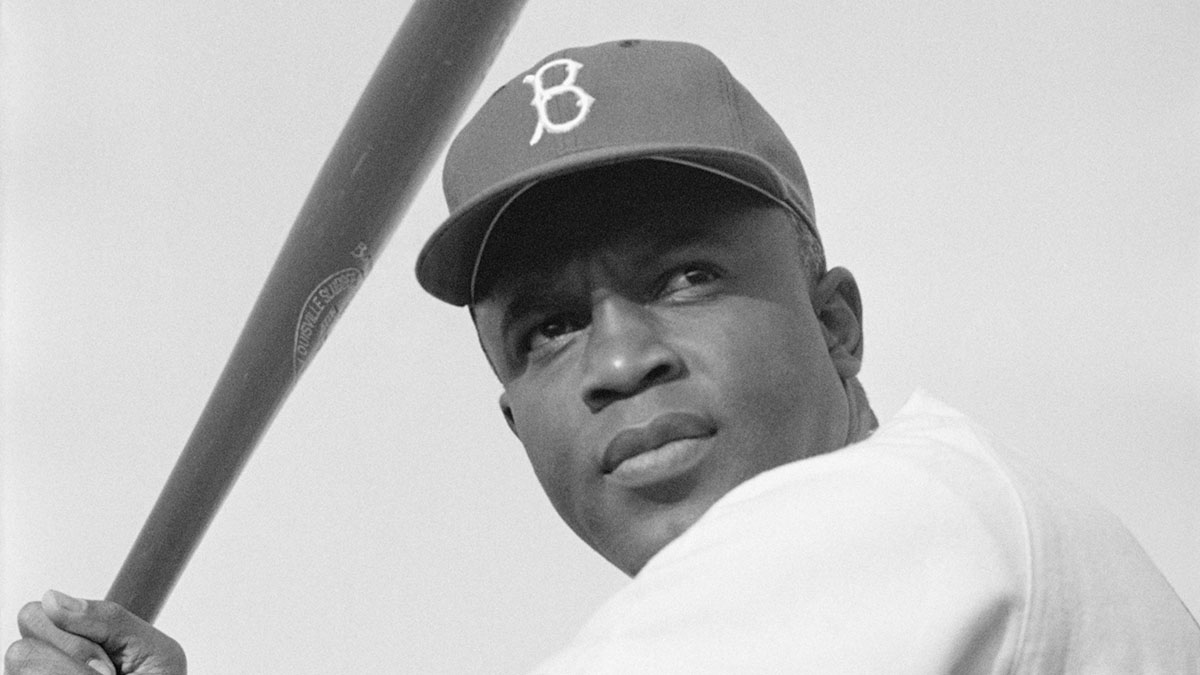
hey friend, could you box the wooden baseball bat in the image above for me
[106,0,528,623]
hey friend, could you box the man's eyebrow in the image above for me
[627,226,738,273]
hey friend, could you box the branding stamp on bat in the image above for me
[293,266,364,377]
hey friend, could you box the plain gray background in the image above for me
[4,1,1197,672]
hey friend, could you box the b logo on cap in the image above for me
[523,58,595,146]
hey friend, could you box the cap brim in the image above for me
[415,143,815,306]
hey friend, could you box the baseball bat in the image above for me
[106,0,528,623]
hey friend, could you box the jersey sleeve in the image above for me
[528,438,1030,674]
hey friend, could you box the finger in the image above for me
[4,637,100,675]
[40,591,127,651]
[18,596,116,675]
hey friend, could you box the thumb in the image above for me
[42,590,145,654]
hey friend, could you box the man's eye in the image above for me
[660,266,720,297]
[526,313,585,353]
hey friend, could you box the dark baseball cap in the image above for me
[416,39,818,306]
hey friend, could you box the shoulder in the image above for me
[534,394,1031,673]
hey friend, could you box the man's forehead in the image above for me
[490,214,734,298]
[471,162,770,300]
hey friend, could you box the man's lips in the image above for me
[601,412,717,486]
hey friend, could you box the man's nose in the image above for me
[580,296,685,413]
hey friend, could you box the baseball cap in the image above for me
[415,39,818,306]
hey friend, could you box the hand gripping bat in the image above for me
[106,0,528,623]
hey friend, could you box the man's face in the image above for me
[472,168,851,576]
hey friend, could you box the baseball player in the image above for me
[8,40,1199,674]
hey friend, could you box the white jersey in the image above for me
[531,391,1200,673]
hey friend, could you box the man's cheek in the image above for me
[536,455,591,538]
[522,434,575,502]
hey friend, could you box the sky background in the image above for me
[3,1,1197,672]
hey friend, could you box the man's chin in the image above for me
[628,469,702,504]
[599,488,722,576]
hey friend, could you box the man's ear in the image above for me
[812,266,864,380]
[498,391,519,438]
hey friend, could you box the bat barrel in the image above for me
[107,0,528,623]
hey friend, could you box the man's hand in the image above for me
[5,591,185,675]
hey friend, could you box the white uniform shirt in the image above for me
[531,391,1200,673]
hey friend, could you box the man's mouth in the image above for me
[602,412,716,488]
